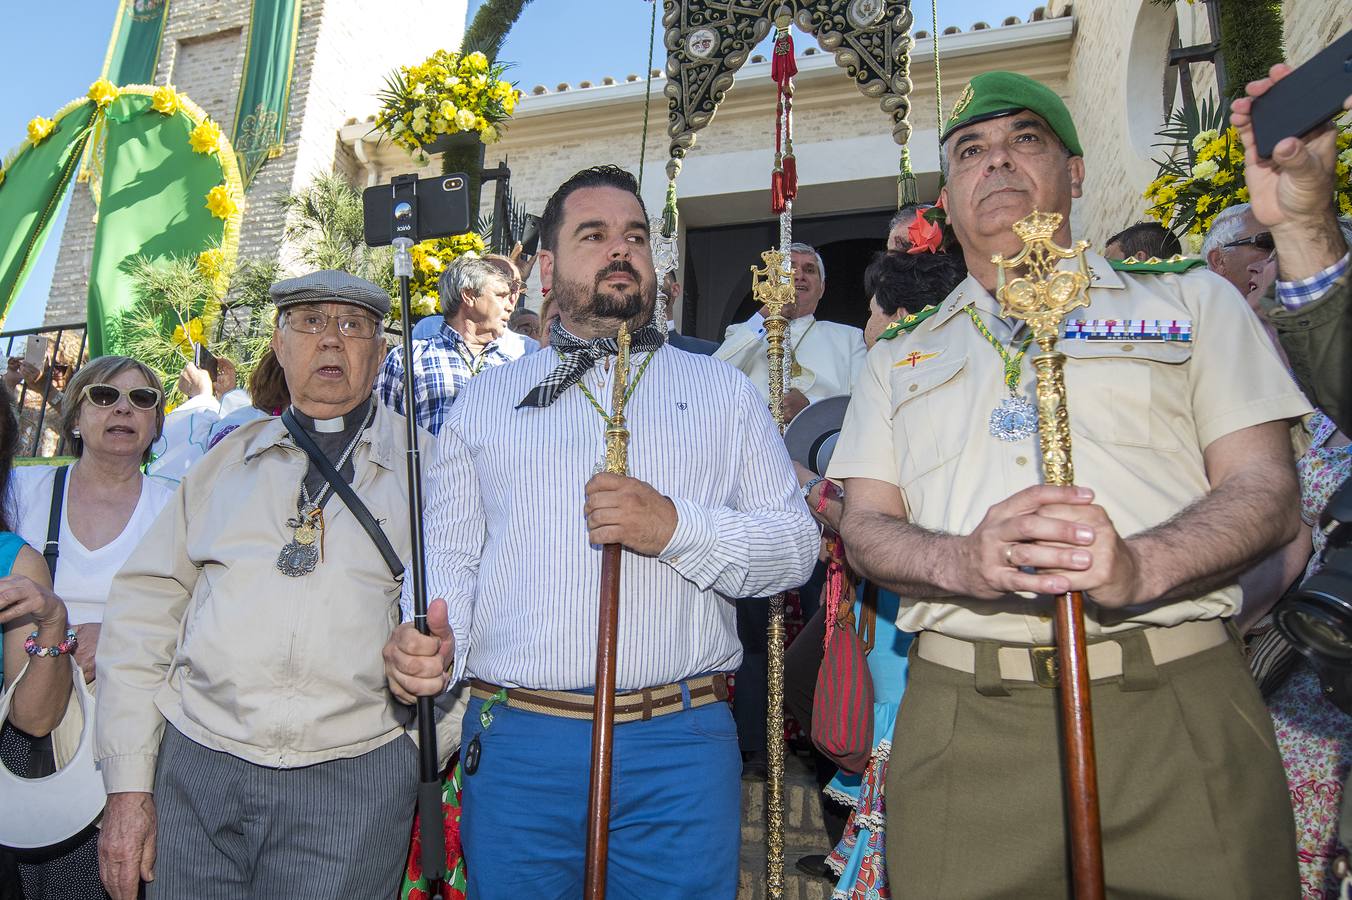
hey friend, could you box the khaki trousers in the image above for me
[886,635,1299,899]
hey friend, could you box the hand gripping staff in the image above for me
[993,210,1104,899]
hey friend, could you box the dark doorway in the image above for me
[681,209,892,343]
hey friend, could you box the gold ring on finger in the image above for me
[1004,544,1016,566]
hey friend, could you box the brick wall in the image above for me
[44,0,467,328]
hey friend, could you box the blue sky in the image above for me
[0,0,1023,331]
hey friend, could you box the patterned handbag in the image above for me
[811,536,877,775]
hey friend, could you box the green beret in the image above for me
[940,71,1083,158]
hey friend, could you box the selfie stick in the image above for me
[391,183,446,897]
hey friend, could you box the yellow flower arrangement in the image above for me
[205,184,238,220]
[152,85,180,116]
[88,78,119,109]
[26,116,55,145]
[189,119,223,155]
[171,316,207,353]
[375,48,520,154]
[389,231,488,321]
[196,247,227,282]
[1145,115,1352,239]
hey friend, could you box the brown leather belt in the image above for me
[915,619,1229,687]
[469,674,730,723]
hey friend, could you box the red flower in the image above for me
[906,202,946,254]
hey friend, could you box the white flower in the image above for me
[1191,130,1219,152]
[1339,148,1352,169]
[1191,159,1220,181]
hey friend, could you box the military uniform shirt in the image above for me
[827,251,1312,643]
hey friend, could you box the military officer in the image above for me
[828,71,1308,898]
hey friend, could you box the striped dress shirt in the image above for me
[407,343,820,691]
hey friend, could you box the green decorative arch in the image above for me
[0,80,245,357]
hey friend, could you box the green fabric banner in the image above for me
[101,0,170,86]
[0,101,98,324]
[87,93,232,357]
[232,0,302,187]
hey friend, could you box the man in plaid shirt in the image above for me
[377,254,535,434]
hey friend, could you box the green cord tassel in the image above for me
[898,147,919,207]
[662,177,679,237]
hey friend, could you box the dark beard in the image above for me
[554,260,653,329]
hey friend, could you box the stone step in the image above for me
[736,750,838,900]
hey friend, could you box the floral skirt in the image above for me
[1270,665,1352,900]
[401,760,469,900]
[824,740,890,900]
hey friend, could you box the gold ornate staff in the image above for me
[584,324,632,900]
[749,249,795,899]
[992,210,1105,900]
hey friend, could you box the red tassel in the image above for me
[781,153,797,201]
[770,167,786,213]
[822,538,846,650]
[771,31,797,86]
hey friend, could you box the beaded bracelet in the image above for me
[24,628,78,658]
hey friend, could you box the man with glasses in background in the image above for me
[384,254,535,434]
[96,270,460,900]
[1202,203,1275,297]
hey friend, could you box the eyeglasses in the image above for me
[1223,232,1275,252]
[284,308,380,339]
[82,383,162,410]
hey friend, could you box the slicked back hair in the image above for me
[1106,221,1182,260]
[540,165,648,252]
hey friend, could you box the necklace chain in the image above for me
[296,400,373,513]
[964,307,1033,395]
[455,339,490,377]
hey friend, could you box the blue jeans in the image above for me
[460,687,741,900]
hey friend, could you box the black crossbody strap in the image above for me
[43,465,69,578]
[280,410,404,580]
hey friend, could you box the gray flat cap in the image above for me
[269,270,391,319]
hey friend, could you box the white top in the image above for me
[9,464,176,625]
[409,342,820,691]
[148,389,253,484]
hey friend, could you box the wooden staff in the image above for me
[993,210,1105,899]
[584,323,633,900]
[749,250,796,899]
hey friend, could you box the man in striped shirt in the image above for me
[383,165,819,898]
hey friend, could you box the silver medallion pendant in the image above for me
[989,395,1038,442]
[277,540,319,577]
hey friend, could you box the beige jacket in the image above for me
[95,400,463,794]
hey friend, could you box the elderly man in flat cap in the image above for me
[94,271,461,900]
[828,71,1306,896]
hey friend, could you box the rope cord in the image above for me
[637,0,657,193]
[932,0,943,141]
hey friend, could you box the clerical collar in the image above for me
[289,396,373,435]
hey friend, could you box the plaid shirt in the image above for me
[1278,252,1349,310]
[377,320,533,434]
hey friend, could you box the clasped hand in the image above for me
[959,484,1143,608]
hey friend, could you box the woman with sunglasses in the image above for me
[0,355,173,900]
